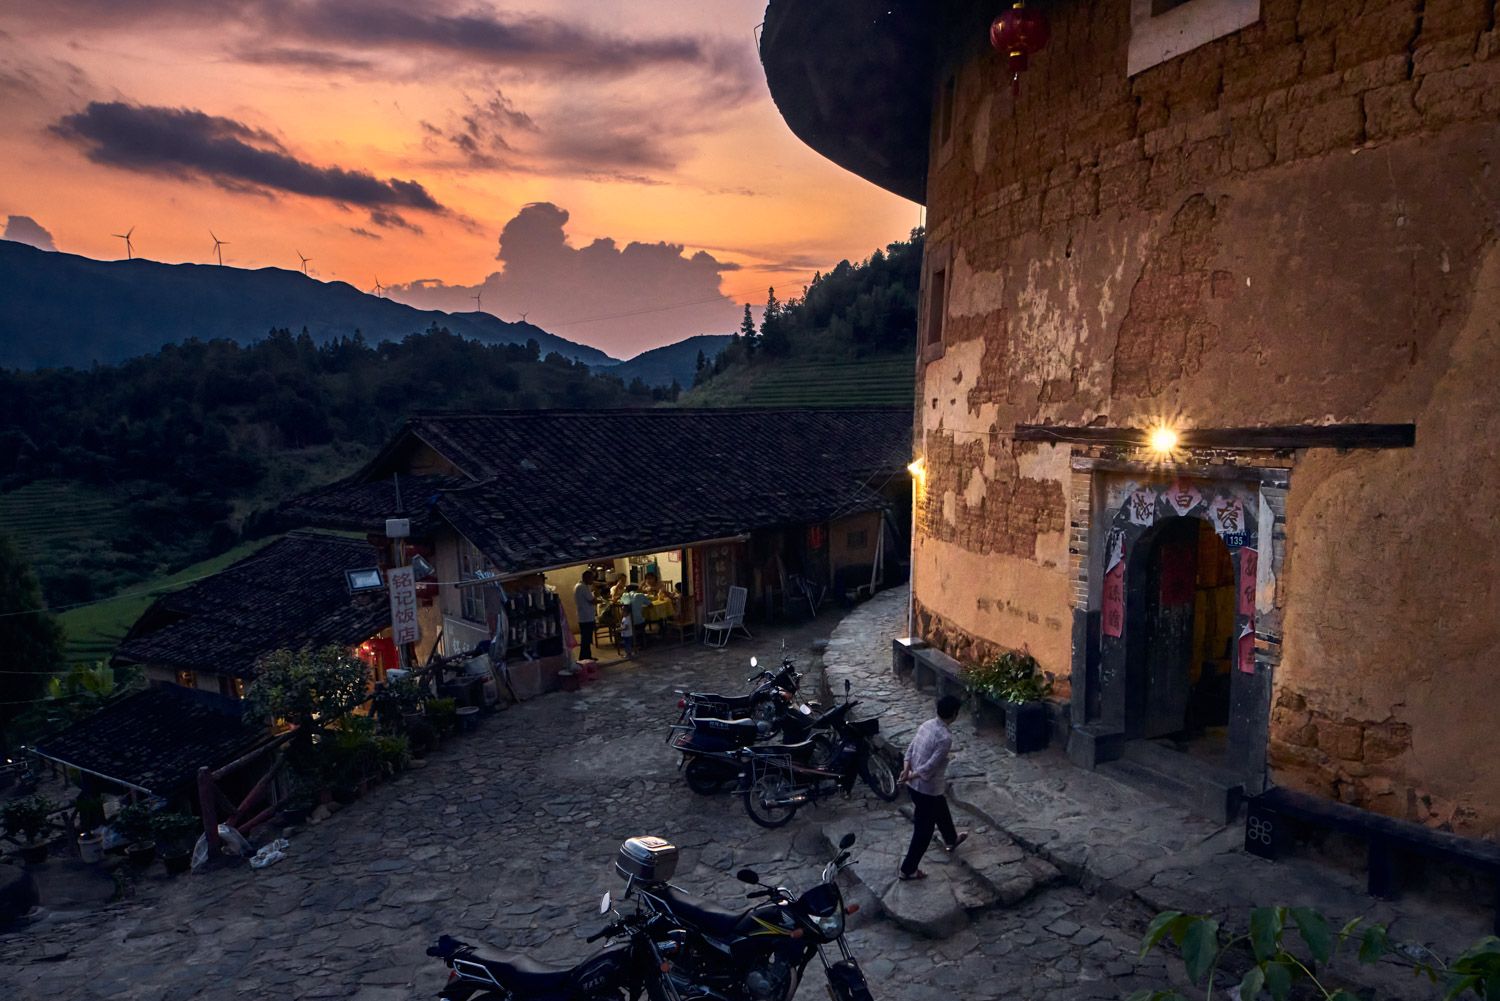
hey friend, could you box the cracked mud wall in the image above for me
[914,0,1500,832]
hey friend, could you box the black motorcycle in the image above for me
[670,699,837,796]
[426,893,682,1001]
[673,655,802,728]
[737,684,898,828]
[618,834,874,1001]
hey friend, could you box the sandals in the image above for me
[945,832,969,853]
[898,869,928,881]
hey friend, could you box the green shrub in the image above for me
[425,697,458,736]
[150,811,199,853]
[242,645,371,734]
[111,800,156,844]
[965,647,1053,704]
[373,735,411,776]
[2,794,58,844]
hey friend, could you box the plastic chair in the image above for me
[702,586,752,648]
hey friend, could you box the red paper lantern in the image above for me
[989,1,1051,96]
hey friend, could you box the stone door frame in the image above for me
[1065,455,1289,795]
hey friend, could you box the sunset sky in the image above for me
[0,1,916,358]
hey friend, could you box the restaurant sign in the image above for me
[388,565,421,646]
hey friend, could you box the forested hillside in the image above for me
[684,229,922,406]
[0,327,667,605]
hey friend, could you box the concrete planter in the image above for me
[1004,700,1050,755]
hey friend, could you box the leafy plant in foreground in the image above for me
[1129,906,1500,1000]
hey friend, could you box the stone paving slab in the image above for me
[824,586,1494,981]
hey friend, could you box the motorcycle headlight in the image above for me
[810,910,844,940]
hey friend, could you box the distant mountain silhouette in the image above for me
[0,240,619,370]
[603,334,731,390]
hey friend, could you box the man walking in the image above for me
[574,570,597,661]
[897,694,968,881]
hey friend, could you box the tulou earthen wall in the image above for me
[917,0,1500,834]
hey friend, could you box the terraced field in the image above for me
[0,480,125,569]
[685,354,915,408]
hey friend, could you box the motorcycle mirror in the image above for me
[736,868,760,884]
[839,833,857,850]
[749,656,758,668]
[599,892,611,915]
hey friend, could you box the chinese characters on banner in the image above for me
[388,565,420,646]
[1238,549,1258,616]
[1102,529,1126,637]
[1166,479,1203,517]
[1238,621,1256,675]
[1211,497,1245,537]
[1126,488,1157,527]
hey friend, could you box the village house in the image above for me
[761,0,1500,840]
[287,406,912,692]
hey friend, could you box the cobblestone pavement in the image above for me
[1,612,1176,1001]
[825,587,1493,993]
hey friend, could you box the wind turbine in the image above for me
[371,277,385,297]
[210,231,228,266]
[472,292,482,313]
[519,311,529,323]
[112,226,135,260]
[297,250,311,276]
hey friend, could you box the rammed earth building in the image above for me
[762,0,1500,835]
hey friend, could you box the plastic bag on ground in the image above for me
[249,838,290,869]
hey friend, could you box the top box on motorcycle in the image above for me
[616,836,678,884]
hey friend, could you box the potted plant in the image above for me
[378,675,428,734]
[966,648,1054,754]
[374,735,411,778]
[406,717,437,758]
[425,697,458,739]
[113,801,158,867]
[2,795,58,864]
[151,812,199,875]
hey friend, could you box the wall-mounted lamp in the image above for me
[1148,426,1179,455]
[907,457,926,480]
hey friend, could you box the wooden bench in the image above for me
[1246,785,1500,934]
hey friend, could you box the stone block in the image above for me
[1419,0,1492,38]
[1314,717,1365,761]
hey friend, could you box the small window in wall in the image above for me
[937,75,956,146]
[925,267,948,347]
[1128,0,1260,77]
[458,538,488,623]
[176,669,196,689]
[218,675,245,699]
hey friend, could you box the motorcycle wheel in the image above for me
[744,772,800,829]
[861,754,899,802]
[683,757,730,795]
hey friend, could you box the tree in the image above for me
[761,286,791,358]
[0,533,65,750]
[242,645,370,740]
[739,303,758,357]
[695,349,706,372]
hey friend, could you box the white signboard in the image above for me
[388,566,420,647]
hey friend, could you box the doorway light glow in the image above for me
[1148,426,1179,454]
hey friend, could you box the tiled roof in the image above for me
[280,474,464,534]
[293,406,913,573]
[35,685,272,795]
[114,531,391,678]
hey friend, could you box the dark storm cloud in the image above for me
[388,202,741,357]
[368,209,424,235]
[3,215,57,251]
[232,46,377,73]
[422,92,536,169]
[18,1,727,79]
[51,101,447,213]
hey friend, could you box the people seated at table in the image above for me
[609,573,628,601]
[641,571,662,597]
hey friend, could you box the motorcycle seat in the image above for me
[657,885,748,939]
[690,718,763,739]
[748,738,817,756]
[687,691,761,709]
[461,951,573,992]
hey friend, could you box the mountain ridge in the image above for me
[0,240,619,370]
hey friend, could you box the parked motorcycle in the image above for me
[670,709,835,796]
[426,892,683,1001]
[737,682,898,828]
[673,655,802,729]
[616,833,874,1001]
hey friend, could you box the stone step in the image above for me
[1101,742,1244,826]
[820,797,1060,939]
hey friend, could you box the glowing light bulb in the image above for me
[907,457,926,478]
[1149,426,1178,454]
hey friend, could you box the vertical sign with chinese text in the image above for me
[388,565,420,647]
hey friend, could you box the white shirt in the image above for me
[573,582,596,624]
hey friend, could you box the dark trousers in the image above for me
[578,621,594,660]
[901,788,957,876]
